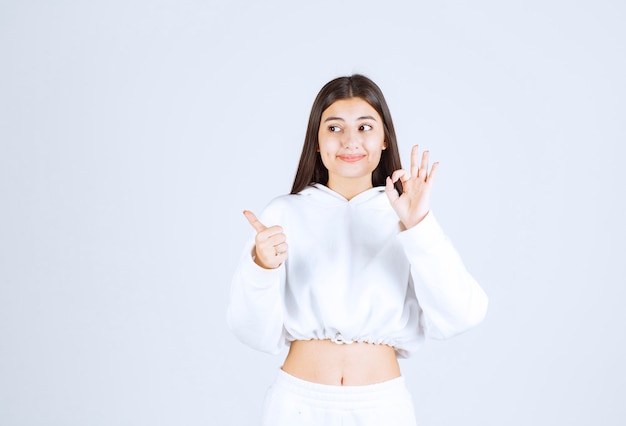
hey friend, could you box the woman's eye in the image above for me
[329,125,341,132]
[360,124,373,131]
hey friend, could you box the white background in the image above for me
[1,1,625,425]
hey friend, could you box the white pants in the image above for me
[261,369,417,426]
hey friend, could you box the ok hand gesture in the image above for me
[385,145,439,230]
[243,210,288,269]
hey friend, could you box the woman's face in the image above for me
[318,97,386,194]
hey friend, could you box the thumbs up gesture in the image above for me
[243,210,288,269]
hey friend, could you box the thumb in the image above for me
[243,210,267,233]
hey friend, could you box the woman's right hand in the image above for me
[243,210,288,269]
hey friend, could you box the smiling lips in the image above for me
[338,154,366,162]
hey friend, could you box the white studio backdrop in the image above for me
[1,1,625,425]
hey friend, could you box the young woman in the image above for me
[227,74,488,425]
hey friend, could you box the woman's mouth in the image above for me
[338,154,366,163]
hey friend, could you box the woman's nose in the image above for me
[342,128,360,149]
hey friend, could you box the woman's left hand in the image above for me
[385,145,439,229]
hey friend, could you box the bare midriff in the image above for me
[281,339,401,386]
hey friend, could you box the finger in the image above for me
[256,245,287,269]
[243,210,267,233]
[265,231,287,245]
[419,150,429,180]
[410,145,420,178]
[384,176,400,203]
[273,242,288,256]
[426,161,439,183]
[390,169,409,183]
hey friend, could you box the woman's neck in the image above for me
[326,177,373,201]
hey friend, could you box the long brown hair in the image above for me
[290,74,403,195]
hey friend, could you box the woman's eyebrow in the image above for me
[323,116,345,122]
[323,115,378,122]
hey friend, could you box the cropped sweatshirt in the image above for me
[227,184,488,358]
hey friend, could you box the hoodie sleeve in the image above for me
[397,212,488,340]
[226,207,287,355]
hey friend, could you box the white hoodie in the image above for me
[227,184,488,358]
